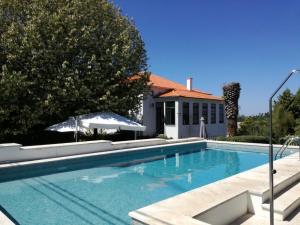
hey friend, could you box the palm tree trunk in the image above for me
[227,118,237,137]
[223,82,241,137]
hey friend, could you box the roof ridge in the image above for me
[150,74,211,95]
[150,74,186,89]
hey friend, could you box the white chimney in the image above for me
[186,77,193,91]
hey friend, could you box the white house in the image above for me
[140,74,227,139]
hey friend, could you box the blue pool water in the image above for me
[0,144,269,225]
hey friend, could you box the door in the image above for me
[156,102,164,134]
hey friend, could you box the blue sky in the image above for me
[113,0,300,115]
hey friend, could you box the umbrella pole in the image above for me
[75,116,78,142]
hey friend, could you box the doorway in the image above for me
[156,102,164,134]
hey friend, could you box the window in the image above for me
[165,101,175,125]
[193,103,199,124]
[182,102,189,125]
[202,103,208,124]
[211,103,216,124]
[219,104,224,123]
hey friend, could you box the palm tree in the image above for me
[223,83,241,137]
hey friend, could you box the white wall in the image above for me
[0,138,203,164]
[206,100,227,137]
[0,141,112,163]
[111,138,167,150]
[195,191,251,225]
[0,139,180,163]
[164,100,179,139]
[141,94,227,139]
[142,87,175,137]
[177,97,227,138]
[142,95,156,136]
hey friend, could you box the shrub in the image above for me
[216,135,270,144]
[156,134,172,139]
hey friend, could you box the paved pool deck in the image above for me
[0,211,15,225]
[130,153,300,225]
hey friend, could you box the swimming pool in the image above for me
[0,143,270,225]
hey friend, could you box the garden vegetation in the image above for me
[218,89,300,144]
[0,0,149,144]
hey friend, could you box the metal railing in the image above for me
[269,69,300,225]
[274,136,300,160]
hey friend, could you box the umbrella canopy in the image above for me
[46,117,86,133]
[199,117,207,139]
[80,112,146,131]
[46,112,146,133]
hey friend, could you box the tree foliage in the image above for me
[272,104,295,141]
[0,0,149,141]
[275,89,294,110]
[239,114,268,137]
[239,88,300,143]
[290,89,300,119]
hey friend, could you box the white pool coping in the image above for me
[0,139,299,225]
[0,211,15,225]
[0,138,205,169]
[1,138,298,169]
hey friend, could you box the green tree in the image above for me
[275,88,300,120]
[272,89,299,142]
[237,88,299,143]
[290,89,300,119]
[0,0,149,141]
[239,116,268,137]
[276,89,294,110]
[272,104,295,141]
[294,118,300,136]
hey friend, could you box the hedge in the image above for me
[215,135,270,144]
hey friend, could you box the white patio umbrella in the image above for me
[46,112,146,141]
[80,112,146,132]
[45,116,87,141]
[199,117,207,139]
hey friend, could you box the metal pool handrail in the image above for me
[269,69,300,225]
[274,136,300,160]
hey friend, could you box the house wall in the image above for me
[141,95,227,139]
[142,87,168,137]
[177,97,227,138]
[164,100,179,139]
[142,95,156,136]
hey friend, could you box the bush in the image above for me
[215,135,270,144]
[3,131,75,146]
[80,130,139,142]
[156,134,172,139]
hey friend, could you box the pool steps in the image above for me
[215,157,300,225]
[231,214,268,225]
[129,152,300,225]
[262,182,300,220]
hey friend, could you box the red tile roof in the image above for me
[159,89,223,100]
[149,74,223,101]
[150,74,188,90]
